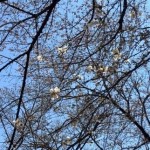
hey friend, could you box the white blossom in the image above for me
[57,45,68,54]
[104,66,108,73]
[112,49,121,61]
[112,48,119,55]
[65,136,72,145]
[37,55,43,61]
[13,119,19,125]
[99,67,104,71]
[77,74,83,80]
[13,119,23,128]
[50,87,60,99]
[129,11,136,18]
[73,74,83,80]
[86,65,93,72]
[113,54,121,61]
[53,87,60,93]
[97,65,109,75]
[125,59,130,63]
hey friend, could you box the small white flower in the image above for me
[54,87,60,93]
[50,87,60,99]
[99,67,104,71]
[12,121,15,124]
[113,54,121,61]
[104,66,108,73]
[71,120,77,127]
[13,119,19,125]
[51,94,59,100]
[112,48,119,55]
[125,59,130,63]
[129,11,136,18]
[13,119,23,128]
[73,74,83,80]
[57,45,68,54]
[112,49,121,61]
[66,136,71,139]
[50,87,60,94]
[87,65,93,72]
[65,136,72,145]
[37,55,43,61]
[97,65,109,75]
[77,74,83,80]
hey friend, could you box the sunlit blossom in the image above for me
[104,66,108,73]
[13,119,19,125]
[73,74,83,80]
[86,65,93,72]
[96,65,109,76]
[57,45,68,54]
[113,54,121,61]
[13,119,23,128]
[77,74,83,80]
[65,136,72,145]
[129,11,136,18]
[98,65,108,72]
[71,120,77,127]
[112,48,119,55]
[50,87,60,99]
[112,48,121,61]
[37,55,43,61]
[99,67,104,71]
[54,87,60,93]
[125,59,130,63]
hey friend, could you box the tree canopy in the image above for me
[0,0,150,149]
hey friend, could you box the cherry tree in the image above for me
[0,0,150,149]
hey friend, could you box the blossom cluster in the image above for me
[37,55,43,61]
[50,87,60,99]
[112,48,121,61]
[13,118,23,130]
[57,45,68,55]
